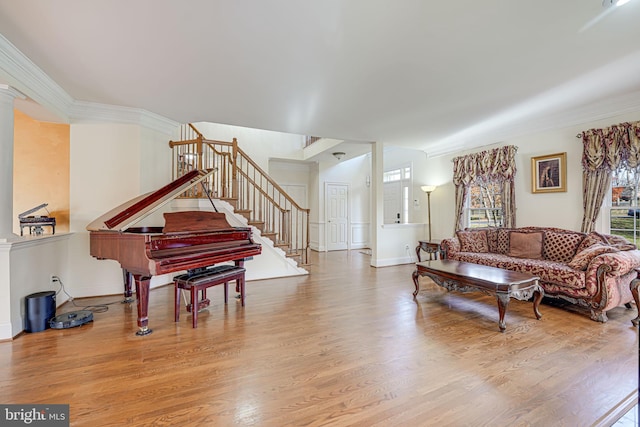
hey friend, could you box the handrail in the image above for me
[234,145,309,213]
[168,124,310,264]
[235,168,287,214]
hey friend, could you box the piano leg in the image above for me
[122,269,135,303]
[133,274,153,336]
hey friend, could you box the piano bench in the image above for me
[174,265,246,328]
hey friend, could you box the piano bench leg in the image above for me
[174,268,246,328]
[191,289,198,329]
[175,287,181,323]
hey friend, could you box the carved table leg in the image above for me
[412,269,420,298]
[631,279,640,327]
[532,289,543,320]
[415,245,422,262]
[496,294,510,332]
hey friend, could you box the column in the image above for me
[0,84,25,241]
[370,141,383,267]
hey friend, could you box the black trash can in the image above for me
[25,291,56,333]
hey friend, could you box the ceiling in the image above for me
[0,0,640,156]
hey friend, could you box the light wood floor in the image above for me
[1,250,638,426]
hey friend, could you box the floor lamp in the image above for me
[421,185,437,241]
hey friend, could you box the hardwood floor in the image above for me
[1,250,638,426]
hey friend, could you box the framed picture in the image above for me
[531,152,567,193]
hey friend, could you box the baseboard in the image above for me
[370,256,415,267]
[592,390,639,427]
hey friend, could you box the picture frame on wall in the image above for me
[531,152,567,193]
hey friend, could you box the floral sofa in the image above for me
[441,226,640,322]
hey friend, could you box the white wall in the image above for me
[67,123,176,299]
[370,145,431,266]
[421,110,640,238]
[193,122,306,171]
[316,154,372,251]
[0,234,71,339]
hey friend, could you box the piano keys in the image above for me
[86,169,261,335]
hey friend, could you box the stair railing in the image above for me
[169,126,310,264]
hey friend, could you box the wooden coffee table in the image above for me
[412,259,543,332]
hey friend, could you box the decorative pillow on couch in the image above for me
[457,230,489,253]
[543,231,585,263]
[568,243,619,271]
[508,231,543,259]
[574,232,607,254]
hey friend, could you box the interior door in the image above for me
[326,183,348,251]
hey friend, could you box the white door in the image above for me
[326,183,348,251]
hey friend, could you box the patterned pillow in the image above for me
[568,244,619,270]
[465,227,499,253]
[457,230,489,253]
[497,228,511,254]
[508,231,543,259]
[485,227,499,253]
[574,232,607,254]
[543,231,585,263]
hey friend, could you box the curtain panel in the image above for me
[580,122,640,233]
[452,145,518,232]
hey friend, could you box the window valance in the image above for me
[581,122,640,172]
[452,145,518,186]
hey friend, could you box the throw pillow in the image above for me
[508,231,543,259]
[457,230,489,253]
[496,228,511,254]
[574,232,607,254]
[543,231,585,263]
[485,227,499,253]
[568,243,620,271]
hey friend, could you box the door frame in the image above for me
[325,181,350,252]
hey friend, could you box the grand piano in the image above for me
[86,169,261,335]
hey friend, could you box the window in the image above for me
[466,180,503,228]
[609,164,640,245]
[383,165,412,224]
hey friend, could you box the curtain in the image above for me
[452,145,517,232]
[580,122,640,233]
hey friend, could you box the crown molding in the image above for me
[69,101,179,135]
[0,34,72,121]
[0,33,179,134]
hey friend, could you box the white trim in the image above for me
[0,34,179,134]
[69,101,179,135]
[0,34,73,121]
[325,181,350,251]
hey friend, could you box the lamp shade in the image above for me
[421,185,437,193]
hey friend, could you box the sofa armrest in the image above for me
[440,237,460,259]
[585,249,640,278]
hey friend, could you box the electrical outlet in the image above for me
[404,244,410,250]
[50,275,58,285]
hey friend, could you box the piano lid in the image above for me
[19,203,49,218]
[86,169,215,232]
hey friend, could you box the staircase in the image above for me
[168,124,310,265]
